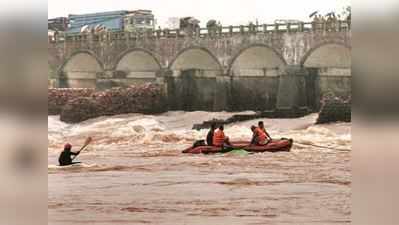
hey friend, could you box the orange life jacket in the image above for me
[255,127,267,143]
[213,129,225,147]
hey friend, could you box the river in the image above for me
[48,111,351,225]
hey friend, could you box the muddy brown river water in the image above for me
[48,112,350,225]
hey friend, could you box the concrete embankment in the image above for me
[48,84,167,123]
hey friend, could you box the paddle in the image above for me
[72,137,92,160]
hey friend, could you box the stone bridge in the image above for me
[48,21,351,111]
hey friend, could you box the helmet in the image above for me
[64,143,72,150]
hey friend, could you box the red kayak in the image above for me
[182,138,293,154]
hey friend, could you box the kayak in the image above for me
[48,163,99,170]
[182,138,293,154]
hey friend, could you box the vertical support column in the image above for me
[299,22,304,32]
[218,26,222,37]
[214,73,231,111]
[156,29,161,38]
[274,24,279,32]
[276,66,309,110]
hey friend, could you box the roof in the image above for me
[68,10,129,19]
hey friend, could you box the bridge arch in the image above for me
[59,50,103,88]
[227,44,286,111]
[169,46,223,76]
[301,42,352,106]
[228,44,286,76]
[115,48,161,83]
[301,42,351,68]
[167,46,223,111]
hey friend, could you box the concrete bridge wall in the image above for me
[48,22,351,111]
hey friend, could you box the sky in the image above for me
[48,0,350,28]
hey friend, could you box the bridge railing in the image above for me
[49,20,351,43]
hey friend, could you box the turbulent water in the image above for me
[48,111,351,225]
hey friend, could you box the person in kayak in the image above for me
[258,121,272,141]
[213,125,232,148]
[250,125,258,144]
[58,143,81,166]
[251,122,271,146]
[206,123,216,146]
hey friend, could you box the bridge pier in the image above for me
[317,67,351,99]
[276,66,309,110]
[229,71,279,111]
[214,75,231,111]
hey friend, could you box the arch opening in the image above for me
[303,43,351,68]
[230,45,286,77]
[170,48,222,77]
[60,52,102,88]
[116,49,161,84]
[228,45,286,111]
[167,48,223,111]
[302,43,352,109]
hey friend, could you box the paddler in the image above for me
[250,121,272,146]
[58,137,92,166]
[213,125,232,148]
[206,123,216,146]
[258,121,272,141]
[250,125,258,144]
[58,143,81,166]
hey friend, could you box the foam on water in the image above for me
[48,112,351,154]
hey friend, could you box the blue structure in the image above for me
[67,10,128,34]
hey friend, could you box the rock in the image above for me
[316,96,351,124]
[192,119,226,130]
[192,107,312,130]
[51,83,167,123]
[48,88,95,115]
[60,97,101,123]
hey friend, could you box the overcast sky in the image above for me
[48,0,350,27]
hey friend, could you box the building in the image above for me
[48,17,68,41]
[67,10,127,34]
[48,17,69,31]
[66,10,155,34]
[123,10,155,32]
